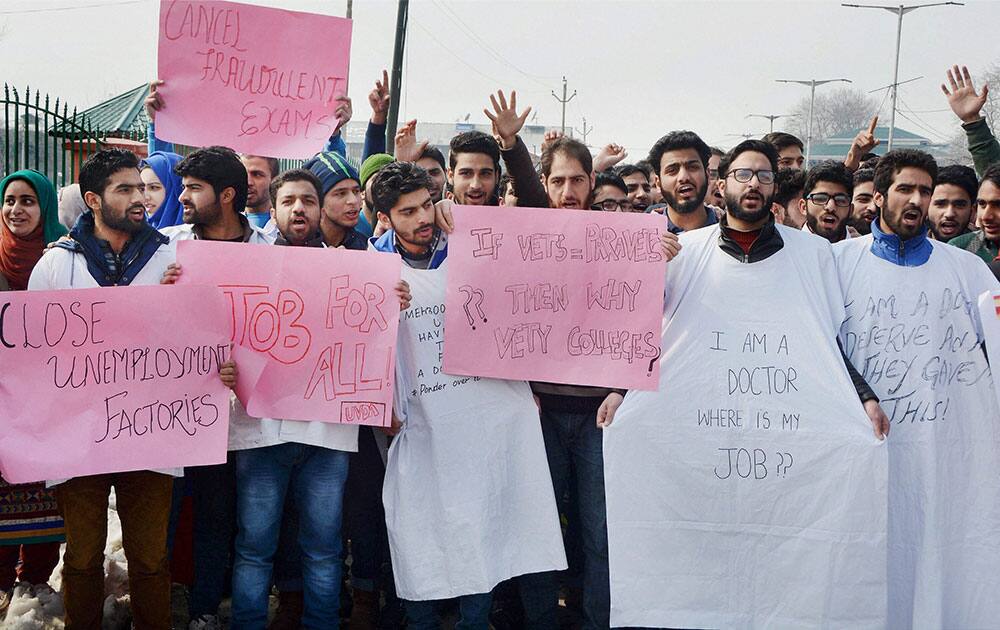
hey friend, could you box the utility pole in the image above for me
[842,2,963,150]
[551,76,576,135]
[775,78,852,166]
[746,113,793,133]
[346,0,353,18]
[385,0,409,153]
[575,117,593,145]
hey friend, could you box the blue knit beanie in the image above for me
[303,151,360,197]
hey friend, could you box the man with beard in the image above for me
[29,149,237,629]
[763,131,805,171]
[542,137,594,209]
[835,149,1000,627]
[773,168,807,228]
[600,140,887,629]
[369,161,567,630]
[241,155,279,234]
[850,167,879,235]
[303,152,401,625]
[217,167,407,630]
[948,165,1000,263]
[928,164,977,242]
[303,151,368,250]
[614,164,652,213]
[163,147,272,246]
[159,146,271,628]
[647,130,717,233]
[799,160,859,243]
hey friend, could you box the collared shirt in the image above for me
[666,205,719,234]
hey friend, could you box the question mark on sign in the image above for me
[647,346,661,376]
[775,452,794,477]
[458,285,488,330]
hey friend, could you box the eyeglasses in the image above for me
[725,169,775,185]
[806,192,851,208]
[591,199,634,212]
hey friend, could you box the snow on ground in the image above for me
[1,491,131,630]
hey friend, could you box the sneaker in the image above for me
[189,614,221,630]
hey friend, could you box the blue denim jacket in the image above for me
[869,219,932,267]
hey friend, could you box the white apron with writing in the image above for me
[835,236,1000,629]
[605,224,887,629]
[383,263,567,601]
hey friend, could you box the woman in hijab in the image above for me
[140,150,184,229]
[0,170,67,608]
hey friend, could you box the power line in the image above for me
[894,98,952,141]
[409,19,510,89]
[429,0,557,88]
[0,0,142,15]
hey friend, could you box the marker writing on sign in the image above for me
[459,285,487,330]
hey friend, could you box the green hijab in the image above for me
[1,169,68,244]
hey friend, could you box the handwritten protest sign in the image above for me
[156,0,352,158]
[442,205,666,390]
[605,228,887,628]
[0,285,232,484]
[176,240,401,426]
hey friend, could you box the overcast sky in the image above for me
[2,0,998,157]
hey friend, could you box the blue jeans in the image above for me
[520,403,610,630]
[405,593,492,629]
[231,443,350,630]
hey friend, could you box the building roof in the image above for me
[49,84,149,140]
[808,124,945,163]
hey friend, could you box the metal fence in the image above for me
[1,84,147,188]
[2,84,355,189]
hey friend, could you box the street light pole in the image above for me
[746,113,792,133]
[842,2,963,150]
[775,79,852,166]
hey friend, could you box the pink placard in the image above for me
[156,0,352,159]
[0,285,232,484]
[443,205,666,391]
[176,240,401,425]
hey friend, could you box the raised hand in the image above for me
[541,130,564,153]
[594,143,628,172]
[394,119,429,162]
[854,116,880,154]
[942,64,989,124]
[484,90,531,150]
[845,116,880,171]
[369,69,390,125]
[144,80,165,122]
[333,95,353,135]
